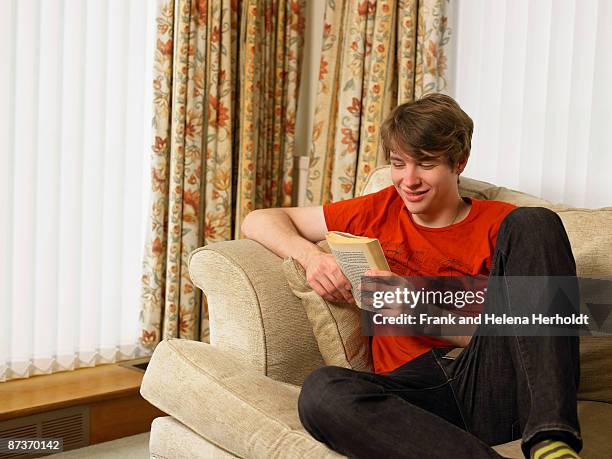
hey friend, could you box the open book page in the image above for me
[329,246,370,306]
[326,232,390,308]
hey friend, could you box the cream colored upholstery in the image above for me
[187,239,324,386]
[150,417,239,459]
[142,166,612,458]
[142,339,341,459]
[282,253,372,371]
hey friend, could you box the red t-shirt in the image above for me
[323,185,516,374]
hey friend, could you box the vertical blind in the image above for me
[0,0,156,381]
[450,0,612,208]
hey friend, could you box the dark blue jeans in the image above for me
[298,207,581,459]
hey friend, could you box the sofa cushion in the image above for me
[554,207,612,404]
[492,400,612,458]
[141,339,343,459]
[489,187,553,207]
[150,416,239,459]
[361,166,395,196]
[555,207,612,278]
[282,245,372,372]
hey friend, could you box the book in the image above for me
[325,231,390,308]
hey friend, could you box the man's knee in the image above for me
[502,206,562,230]
[298,366,347,415]
[499,207,568,246]
[298,366,352,432]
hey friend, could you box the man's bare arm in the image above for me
[241,207,354,303]
[241,206,326,267]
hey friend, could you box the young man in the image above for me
[241,94,581,459]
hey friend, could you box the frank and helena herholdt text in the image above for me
[371,312,591,326]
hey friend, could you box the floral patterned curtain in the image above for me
[235,0,305,231]
[140,0,304,349]
[305,0,451,204]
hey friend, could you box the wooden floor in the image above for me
[0,362,165,444]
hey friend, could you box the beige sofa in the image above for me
[141,166,612,458]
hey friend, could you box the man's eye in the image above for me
[391,162,404,167]
[419,163,436,169]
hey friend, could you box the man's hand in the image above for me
[362,269,405,299]
[360,269,409,311]
[304,252,355,304]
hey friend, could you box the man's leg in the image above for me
[446,207,582,457]
[298,348,503,459]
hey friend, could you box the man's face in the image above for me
[390,150,462,216]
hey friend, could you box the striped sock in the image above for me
[530,440,580,459]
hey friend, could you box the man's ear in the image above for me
[455,157,468,175]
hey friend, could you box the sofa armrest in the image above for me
[189,239,324,385]
[142,339,342,459]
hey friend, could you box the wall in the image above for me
[294,0,325,206]
[450,0,612,208]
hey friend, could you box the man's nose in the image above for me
[401,165,420,187]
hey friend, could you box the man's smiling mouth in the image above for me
[405,189,429,195]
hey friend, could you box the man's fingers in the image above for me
[330,269,351,290]
[309,275,339,302]
[320,276,347,302]
[316,275,352,303]
[330,270,353,302]
[306,255,357,303]
[314,277,343,302]
[359,278,381,294]
[310,279,336,301]
[339,289,355,304]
